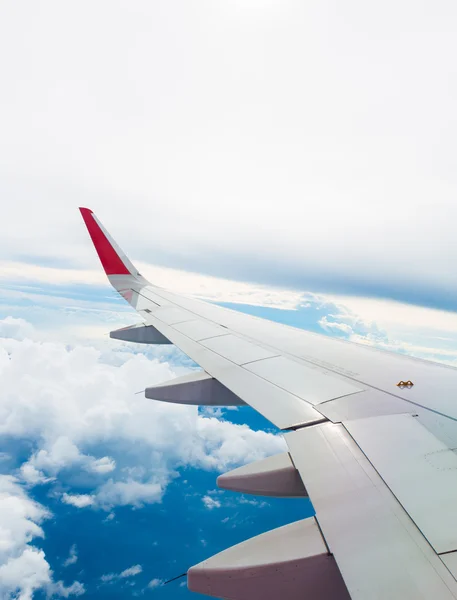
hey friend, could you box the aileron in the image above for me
[346,414,457,554]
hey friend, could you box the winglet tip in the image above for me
[79,207,93,216]
[78,208,131,276]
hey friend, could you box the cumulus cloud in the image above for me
[19,464,54,486]
[318,316,353,335]
[0,319,284,509]
[202,495,221,510]
[0,548,51,600]
[62,494,96,508]
[63,544,78,567]
[0,475,50,595]
[101,564,142,583]
[316,298,457,365]
[95,479,164,510]
[0,314,286,596]
[0,316,35,341]
[103,512,115,522]
[90,456,116,474]
[0,475,83,600]
[120,565,142,578]
[48,580,85,597]
[147,578,164,589]
[21,437,117,481]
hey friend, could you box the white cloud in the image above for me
[202,495,221,510]
[0,316,35,341]
[316,295,457,365]
[238,496,267,508]
[0,261,303,312]
[147,578,164,589]
[0,475,83,600]
[49,580,85,597]
[318,316,353,335]
[89,456,116,474]
[63,544,78,568]
[0,476,49,561]
[101,564,142,583]
[62,494,95,508]
[19,464,53,486]
[120,565,142,578]
[0,318,285,513]
[95,479,164,510]
[25,439,117,479]
[26,439,85,473]
[103,513,115,522]
[0,548,51,600]
[327,294,457,336]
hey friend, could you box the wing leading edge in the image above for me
[79,208,457,599]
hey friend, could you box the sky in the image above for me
[2,0,457,598]
[1,0,457,309]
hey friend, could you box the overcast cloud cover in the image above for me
[1,0,457,310]
[2,1,457,598]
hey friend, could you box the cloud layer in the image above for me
[0,318,284,490]
[0,1,457,310]
[0,317,285,597]
[0,476,84,600]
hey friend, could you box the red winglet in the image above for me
[79,207,130,275]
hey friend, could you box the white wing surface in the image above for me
[80,207,457,599]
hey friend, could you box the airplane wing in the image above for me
[80,207,457,599]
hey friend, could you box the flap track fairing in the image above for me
[217,452,307,497]
[188,518,350,600]
[145,371,245,406]
[110,323,171,344]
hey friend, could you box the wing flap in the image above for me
[442,553,457,582]
[285,422,457,599]
[346,413,457,554]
